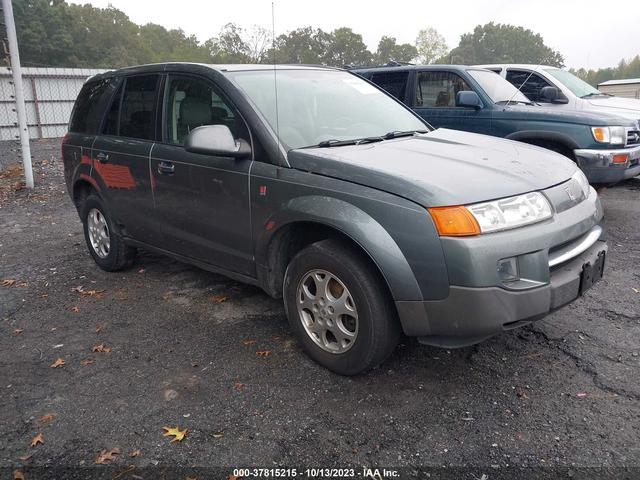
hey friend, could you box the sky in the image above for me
[77,0,638,70]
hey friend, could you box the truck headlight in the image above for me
[591,126,626,146]
[467,192,553,234]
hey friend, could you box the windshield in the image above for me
[544,68,601,98]
[227,69,428,149]
[467,69,532,104]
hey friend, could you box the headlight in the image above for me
[572,169,590,198]
[429,192,553,236]
[591,126,626,145]
[467,192,553,234]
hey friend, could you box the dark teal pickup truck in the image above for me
[355,65,640,183]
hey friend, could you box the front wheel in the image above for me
[283,239,400,375]
[81,194,136,271]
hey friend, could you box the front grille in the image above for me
[628,127,640,146]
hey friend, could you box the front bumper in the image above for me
[395,184,606,348]
[396,239,606,348]
[574,144,640,183]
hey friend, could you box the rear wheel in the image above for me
[283,239,400,375]
[81,194,136,271]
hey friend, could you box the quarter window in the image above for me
[163,75,242,146]
[416,71,472,107]
[117,75,160,140]
[69,79,111,134]
[369,71,410,102]
[505,70,552,102]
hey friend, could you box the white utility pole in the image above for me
[2,0,33,188]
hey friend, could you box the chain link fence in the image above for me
[0,7,106,170]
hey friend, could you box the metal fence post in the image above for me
[1,0,33,188]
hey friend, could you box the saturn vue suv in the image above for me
[62,63,607,375]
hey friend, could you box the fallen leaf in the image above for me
[13,329,24,336]
[12,470,25,480]
[71,285,84,293]
[633,287,639,294]
[242,339,257,345]
[17,454,32,461]
[37,413,56,425]
[2,279,16,287]
[40,294,49,298]
[30,433,43,447]
[233,381,245,390]
[228,475,239,480]
[92,344,112,353]
[212,432,224,438]
[516,388,529,400]
[71,306,80,313]
[129,449,142,457]
[80,358,95,366]
[162,426,187,443]
[49,358,65,368]
[95,325,104,334]
[256,350,271,357]
[95,447,120,464]
[576,392,588,398]
[209,294,229,304]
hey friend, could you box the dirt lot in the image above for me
[1,145,639,479]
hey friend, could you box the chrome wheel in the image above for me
[296,269,358,354]
[87,208,110,258]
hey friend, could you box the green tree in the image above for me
[375,36,417,65]
[269,27,331,64]
[414,27,448,64]
[572,55,640,87]
[323,27,372,67]
[444,22,564,66]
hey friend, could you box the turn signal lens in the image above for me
[428,206,481,237]
[592,127,607,143]
[611,154,628,165]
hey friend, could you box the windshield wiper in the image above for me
[315,136,385,148]
[383,129,428,139]
[581,92,611,98]
[496,100,534,106]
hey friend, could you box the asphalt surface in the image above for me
[1,148,639,480]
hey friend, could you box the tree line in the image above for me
[7,0,636,86]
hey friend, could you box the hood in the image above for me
[502,103,634,126]
[288,129,577,207]
[586,96,640,122]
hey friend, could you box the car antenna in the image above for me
[271,1,281,162]
[505,61,542,105]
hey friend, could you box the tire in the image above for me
[81,193,136,271]
[283,238,400,375]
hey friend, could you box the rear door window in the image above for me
[69,79,111,134]
[416,71,472,107]
[118,75,160,140]
[369,71,410,102]
[506,70,552,102]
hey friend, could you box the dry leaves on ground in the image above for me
[129,449,142,457]
[49,358,65,368]
[13,329,24,336]
[95,448,120,464]
[2,279,17,287]
[256,350,271,357]
[92,344,112,353]
[37,413,56,426]
[233,381,245,390]
[12,470,25,480]
[209,294,229,304]
[242,339,257,345]
[30,433,43,447]
[162,426,187,443]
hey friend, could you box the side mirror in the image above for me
[456,91,483,110]
[539,86,569,104]
[184,125,251,158]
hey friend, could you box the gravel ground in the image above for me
[1,143,639,480]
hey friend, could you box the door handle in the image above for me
[96,152,109,163]
[157,161,175,175]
